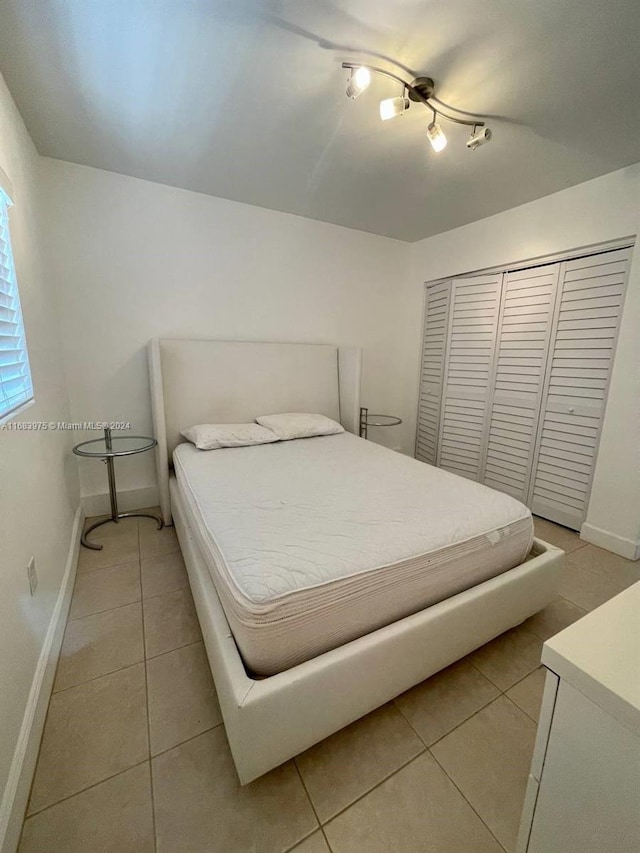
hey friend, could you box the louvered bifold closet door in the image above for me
[482,264,559,501]
[436,273,502,480]
[416,281,451,464]
[529,247,631,529]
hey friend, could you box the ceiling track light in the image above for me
[467,125,493,150]
[342,62,492,153]
[379,91,410,121]
[427,113,447,152]
[345,66,371,99]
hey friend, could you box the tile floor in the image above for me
[19,514,640,852]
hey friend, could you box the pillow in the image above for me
[181,423,279,451]
[255,412,344,441]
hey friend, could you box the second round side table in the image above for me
[359,407,403,440]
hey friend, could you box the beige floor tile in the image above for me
[78,522,140,573]
[288,832,331,853]
[558,559,625,611]
[567,543,640,588]
[506,667,547,723]
[139,516,180,560]
[152,727,318,853]
[28,664,148,815]
[395,658,500,746]
[469,624,543,691]
[522,595,587,641]
[54,602,143,692]
[19,764,154,853]
[431,695,536,852]
[147,641,222,755]
[324,751,502,853]
[143,586,201,658]
[533,516,586,554]
[141,549,188,599]
[296,704,424,822]
[69,562,141,619]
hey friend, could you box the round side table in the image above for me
[359,407,403,439]
[73,427,163,550]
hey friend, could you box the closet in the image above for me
[415,245,632,530]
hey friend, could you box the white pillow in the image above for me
[181,423,279,451]
[255,412,344,441]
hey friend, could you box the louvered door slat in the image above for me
[482,264,559,501]
[437,273,503,480]
[529,248,631,529]
[415,281,451,464]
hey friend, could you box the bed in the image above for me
[148,338,563,783]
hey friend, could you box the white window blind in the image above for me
[0,187,33,421]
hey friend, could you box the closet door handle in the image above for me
[568,407,575,414]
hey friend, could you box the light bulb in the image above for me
[427,120,447,152]
[379,96,410,121]
[345,66,371,99]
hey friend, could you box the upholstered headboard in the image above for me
[148,339,362,524]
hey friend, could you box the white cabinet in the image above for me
[415,246,632,529]
[517,583,640,853]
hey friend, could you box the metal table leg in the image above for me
[107,453,118,519]
[81,509,163,550]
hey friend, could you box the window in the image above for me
[0,187,33,422]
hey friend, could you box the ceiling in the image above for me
[1,0,639,242]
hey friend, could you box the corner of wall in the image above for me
[579,523,640,561]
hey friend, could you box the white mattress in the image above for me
[173,433,533,675]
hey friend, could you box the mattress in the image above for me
[173,433,533,676]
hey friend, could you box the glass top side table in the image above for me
[359,407,403,439]
[73,427,163,550]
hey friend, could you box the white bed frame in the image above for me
[148,338,563,784]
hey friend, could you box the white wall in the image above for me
[405,163,640,557]
[41,159,411,507]
[0,74,79,847]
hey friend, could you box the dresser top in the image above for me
[542,581,640,735]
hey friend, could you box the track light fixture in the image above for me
[427,117,447,152]
[379,94,410,121]
[466,126,493,150]
[342,62,492,154]
[345,66,371,99]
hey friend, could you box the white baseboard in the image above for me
[81,485,159,517]
[0,505,84,853]
[580,522,640,561]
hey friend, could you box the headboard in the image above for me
[148,339,362,524]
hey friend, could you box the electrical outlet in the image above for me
[27,556,38,596]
